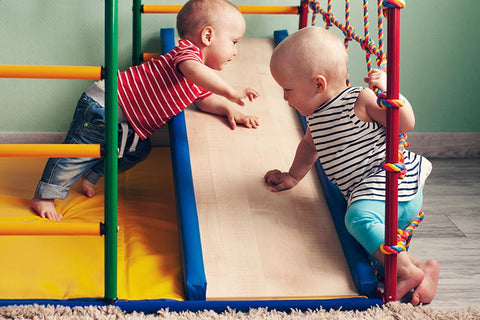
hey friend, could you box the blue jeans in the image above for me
[34,93,151,200]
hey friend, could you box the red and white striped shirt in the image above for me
[118,39,212,140]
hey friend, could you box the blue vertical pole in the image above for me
[132,0,142,66]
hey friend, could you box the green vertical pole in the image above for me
[132,0,142,66]
[104,0,119,304]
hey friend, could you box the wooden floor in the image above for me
[408,158,480,309]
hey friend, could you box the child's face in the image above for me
[270,62,321,116]
[204,11,245,71]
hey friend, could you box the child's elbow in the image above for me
[399,102,415,133]
[400,117,415,133]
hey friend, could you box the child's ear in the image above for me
[313,75,327,93]
[201,26,214,46]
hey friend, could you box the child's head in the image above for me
[177,0,246,70]
[270,26,349,116]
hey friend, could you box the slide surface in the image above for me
[183,38,359,300]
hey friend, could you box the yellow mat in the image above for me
[0,148,184,300]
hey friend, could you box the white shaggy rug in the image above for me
[1,302,479,320]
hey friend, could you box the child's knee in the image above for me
[344,207,359,235]
[344,200,375,234]
[344,200,386,255]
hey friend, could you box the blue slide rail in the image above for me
[162,27,207,301]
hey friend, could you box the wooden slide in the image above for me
[184,38,358,300]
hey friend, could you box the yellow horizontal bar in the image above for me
[0,144,101,158]
[0,222,102,236]
[142,4,299,15]
[142,52,161,61]
[0,65,103,80]
[142,4,181,13]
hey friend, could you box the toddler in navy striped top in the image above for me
[264,26,438,305]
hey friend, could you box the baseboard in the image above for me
[1,131,479,158]
[407,132,480,158]
[0,130,170,147]
[0,132,66,144]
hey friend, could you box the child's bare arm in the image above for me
[356,69,415,133]
[264,129,318,192]
[194,94,259,129]
[178,60,259,106]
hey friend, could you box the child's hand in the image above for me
[264,169,298,192]
[230,87,259,106]
[226,109,259,130]
[244,87,259,102]
[364,69,387,92]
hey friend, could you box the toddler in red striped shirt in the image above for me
[31,0,259,221]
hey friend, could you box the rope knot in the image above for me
[375,89,405,110]
[361,38,375,54]
[382,0,406,17]
[344,25,355,40]
[382,0,406,9]
[381,161,407,176]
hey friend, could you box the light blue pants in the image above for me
[344,189,424,256]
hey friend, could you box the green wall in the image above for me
[1,0,479,133]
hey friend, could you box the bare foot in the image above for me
[410,259,440,305]
[396,253,425,301]
[373,250,424,302]
[82,179,95,198]
[31,198,63,221]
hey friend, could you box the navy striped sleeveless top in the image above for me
[306,86,430,206]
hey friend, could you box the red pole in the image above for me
[299,1,309,29]
[384,7,401,302]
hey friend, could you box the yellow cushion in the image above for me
[0,148,183,300]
